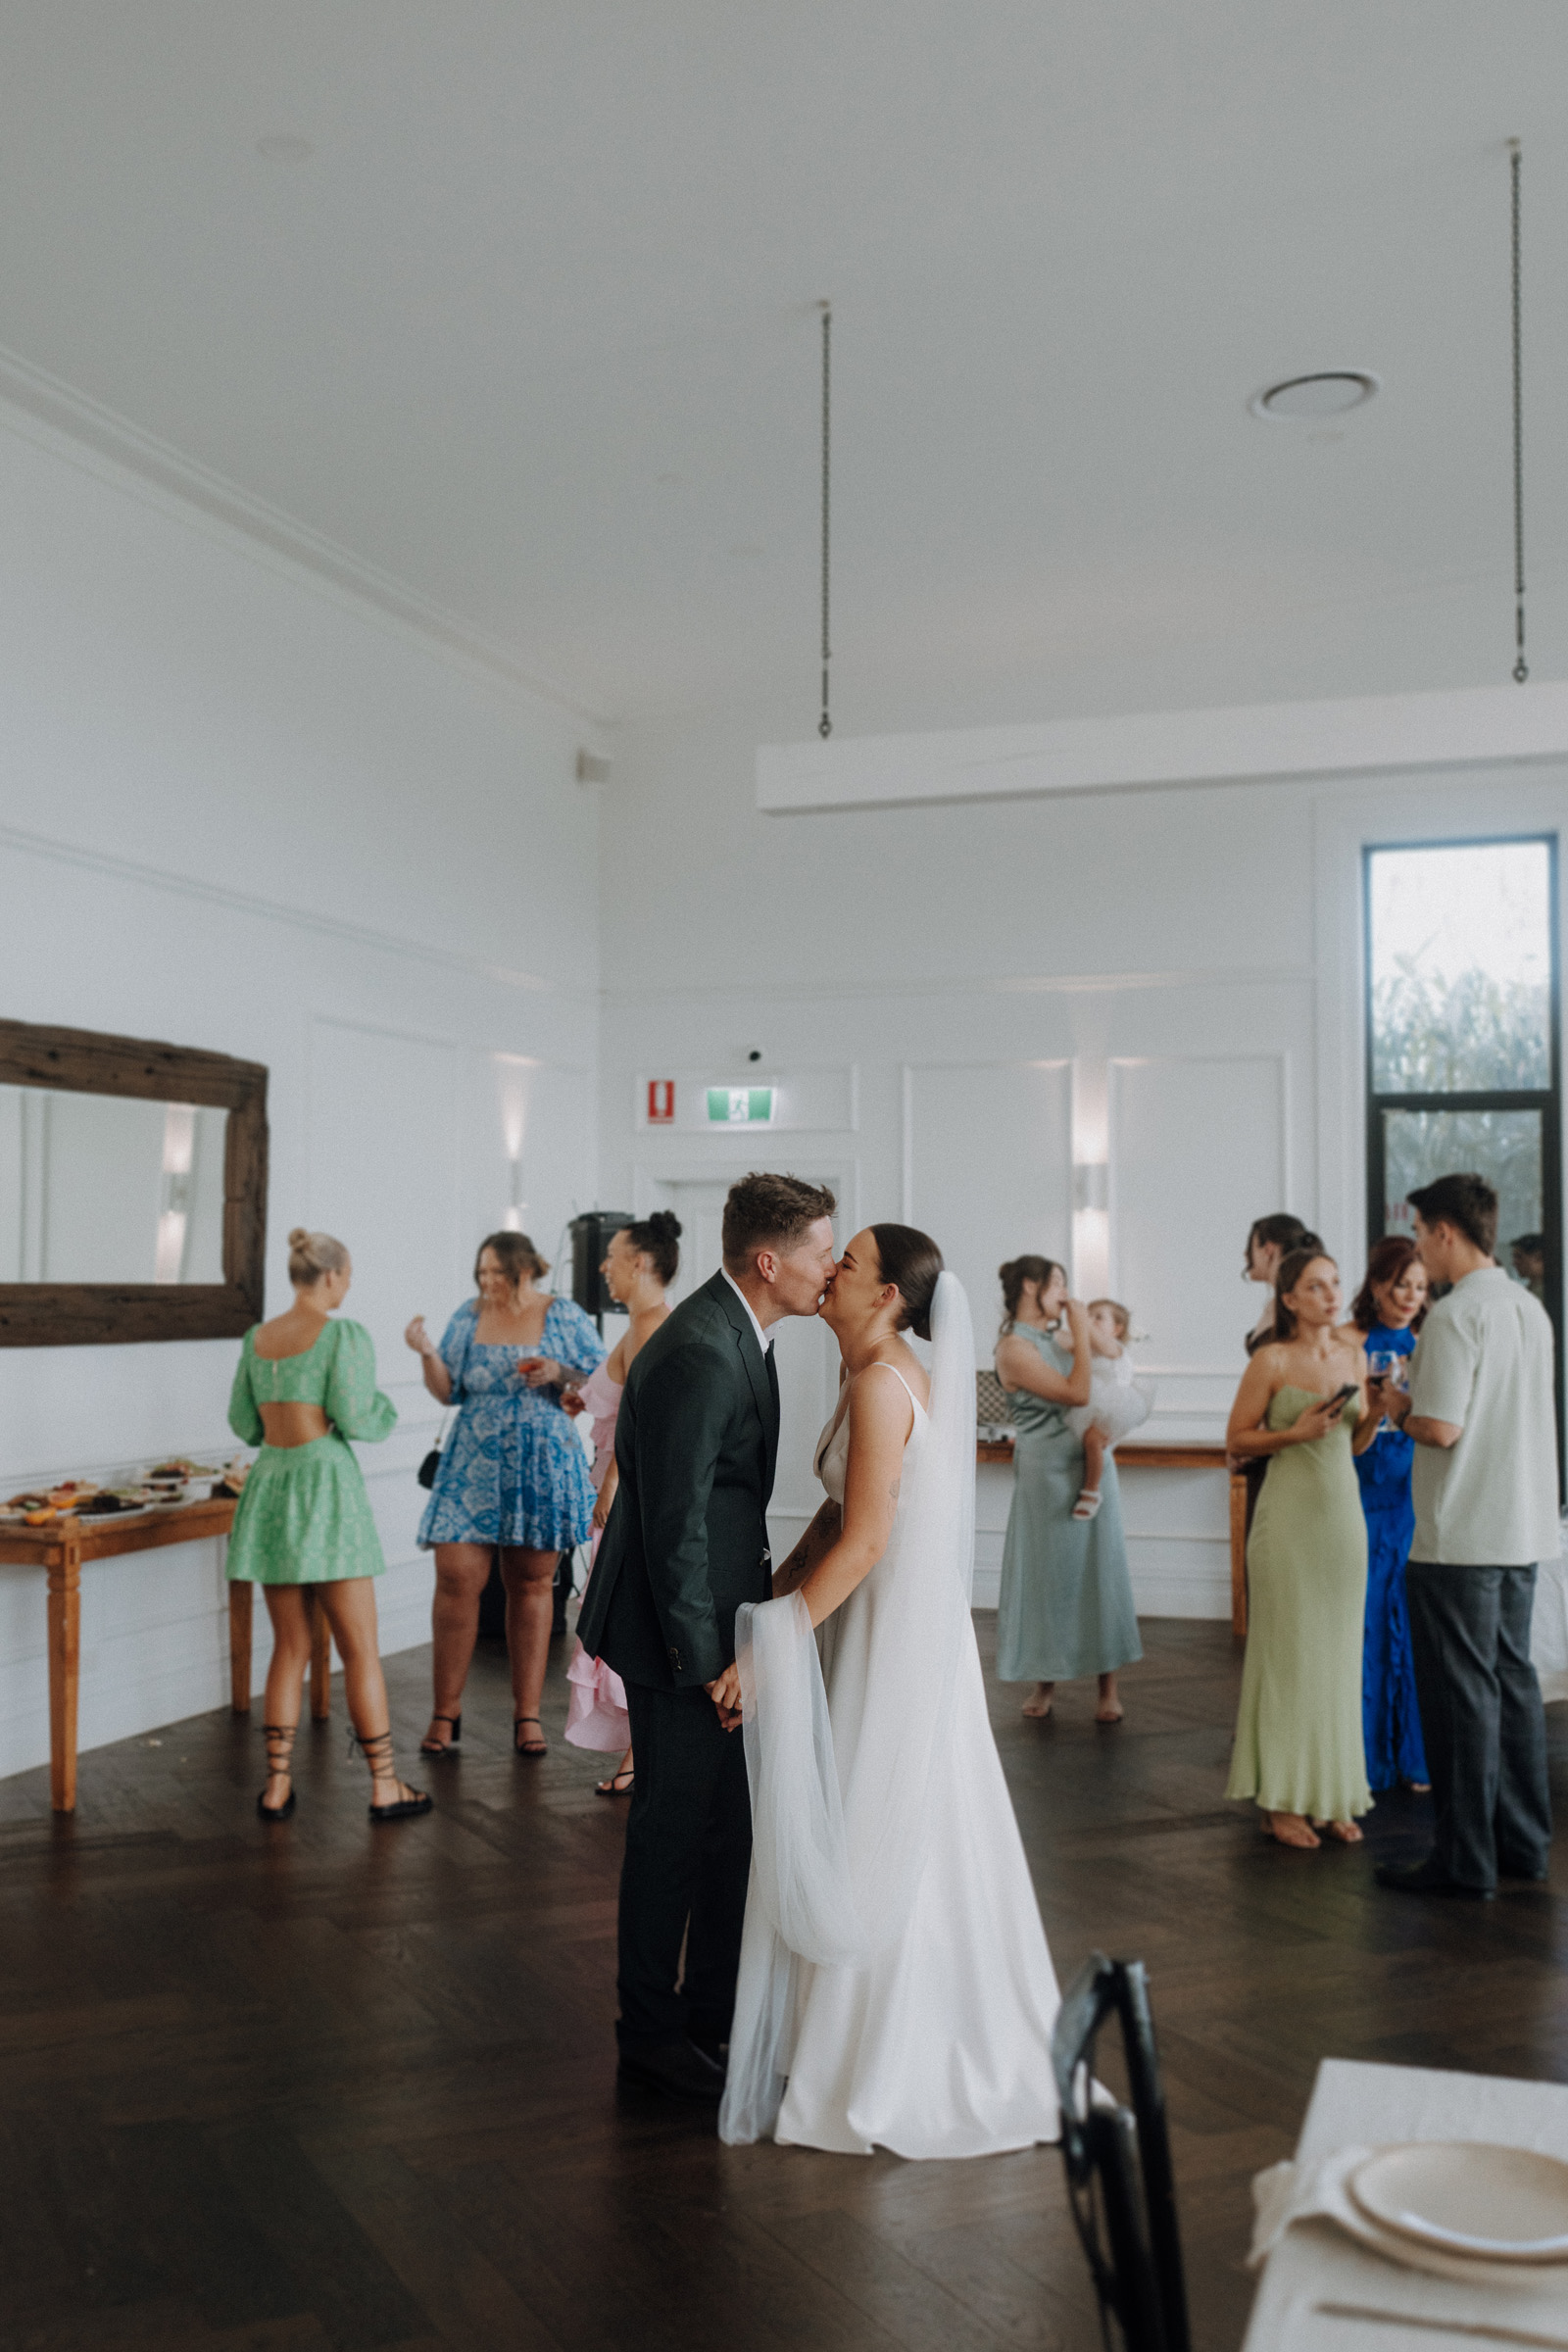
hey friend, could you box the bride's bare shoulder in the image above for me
[853,1348,928,1415]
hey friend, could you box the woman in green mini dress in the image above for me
[1225,1248,1381,1849]
[228,1227,430,1826]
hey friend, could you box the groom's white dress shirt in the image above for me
[722,1269,774,1358]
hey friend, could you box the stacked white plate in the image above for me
[1350,2143,1568,2266]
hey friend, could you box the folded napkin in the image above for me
[1251,2145,1568,2346]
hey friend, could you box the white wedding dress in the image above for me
[718,1272,1060,2158]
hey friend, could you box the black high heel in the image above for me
[514,1715,547,1757]
[351,1727,433,1823]
[257,1723,297,1821]
[419,1712,462,1756]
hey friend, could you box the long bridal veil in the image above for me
[719,1271,978,2145]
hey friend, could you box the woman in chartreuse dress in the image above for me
[1226,1248,1382,1850]
[406,1230,605,1759]
[227,1228,430,1827]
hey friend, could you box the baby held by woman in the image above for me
[1066,1298,1151,1520]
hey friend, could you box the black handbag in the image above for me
[417,1410,453,1490]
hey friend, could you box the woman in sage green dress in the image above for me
[228,1227,430,1828]
[996,1256,1142,1723]
[1225,1248,1380,1849]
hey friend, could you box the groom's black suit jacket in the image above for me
[576,1270,779,1691]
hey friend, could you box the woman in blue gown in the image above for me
[1347,1237,1430,1792]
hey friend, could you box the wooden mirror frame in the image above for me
[0,1020,269,1347]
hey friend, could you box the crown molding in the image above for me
[0,339,608,728]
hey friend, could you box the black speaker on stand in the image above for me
[569,1209,637,1335]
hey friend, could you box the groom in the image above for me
[578,1171,838,2102]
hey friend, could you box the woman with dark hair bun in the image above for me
[994,1256,1141,1724]
[1244,1214,1325,1354]
[1346,1236,1430,1793]
[405,1231,605,1757]
[563,1211,680,1791]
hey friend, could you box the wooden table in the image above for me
[975,1438,1249,1635]
[0,1498,332,1812]
[1243,2057,1568,2347]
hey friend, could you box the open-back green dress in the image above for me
[1226,1387,1371,1822]
[226,1319,396,1585]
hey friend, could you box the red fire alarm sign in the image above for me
[647,1080,675,1124]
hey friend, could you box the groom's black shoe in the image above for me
[1374,1858,1494,1901]
[617,2037,726,2105]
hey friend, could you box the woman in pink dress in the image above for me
[564,1211,680,1792]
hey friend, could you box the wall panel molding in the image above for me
[601,964,1312,1010]
[0,818,555,995]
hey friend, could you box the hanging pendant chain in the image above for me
[819,302,832,739]
[1510,140,1528,685]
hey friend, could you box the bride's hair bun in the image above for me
[621,1208,681,1287]
[870,1223,944,1342]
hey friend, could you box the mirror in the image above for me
[0,1089,229,1284]
[0,1020,268,1347]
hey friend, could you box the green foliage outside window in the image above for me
[1372,959,1550,1096]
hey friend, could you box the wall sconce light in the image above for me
[1073,1162,1108,1213]
[503,1156,526,1233]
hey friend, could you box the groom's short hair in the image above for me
[722,1172,837,1272]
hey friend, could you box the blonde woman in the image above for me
[227,1229,430,1825]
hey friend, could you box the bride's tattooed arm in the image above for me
[772,1498,841,1595]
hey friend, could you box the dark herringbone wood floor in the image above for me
[1,1616,1563,2352]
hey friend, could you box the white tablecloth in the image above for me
[1243,2058,1568,2349]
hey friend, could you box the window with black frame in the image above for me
[1364,834,1562,1452]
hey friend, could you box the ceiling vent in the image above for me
[1250,372,1379,420]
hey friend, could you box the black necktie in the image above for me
[764,1343,780,1429]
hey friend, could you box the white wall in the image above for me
[598,703,1568,1619]
[0,416,601,1781]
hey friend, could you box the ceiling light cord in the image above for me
[1510,139,1528,685]
[819,301,832,739]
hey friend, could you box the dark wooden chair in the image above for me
[1051,1954,1191,2352]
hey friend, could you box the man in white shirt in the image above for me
[1372,1173,1558,1900]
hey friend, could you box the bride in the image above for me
[717,1224,1060,2157]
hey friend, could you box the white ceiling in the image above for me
[2,3,1566,726]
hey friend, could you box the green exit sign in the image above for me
[707,1086,775,1125]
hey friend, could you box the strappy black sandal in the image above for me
[514,1715,548,1758]
[257,1723,297,1821]
[419,1712,462,1756]
[595,1765,635,1796]
[351,1727,434,1822]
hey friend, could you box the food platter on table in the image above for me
[0,1460,240,1527]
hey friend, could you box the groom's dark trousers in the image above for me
[575,1270,779,2053]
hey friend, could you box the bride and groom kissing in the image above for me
[576,1171,1061,2158]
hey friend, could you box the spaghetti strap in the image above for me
[860,1360,926,1415]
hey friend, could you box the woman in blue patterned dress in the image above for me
[406,1232,605,1756]
[1346,1237,1430,1794]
